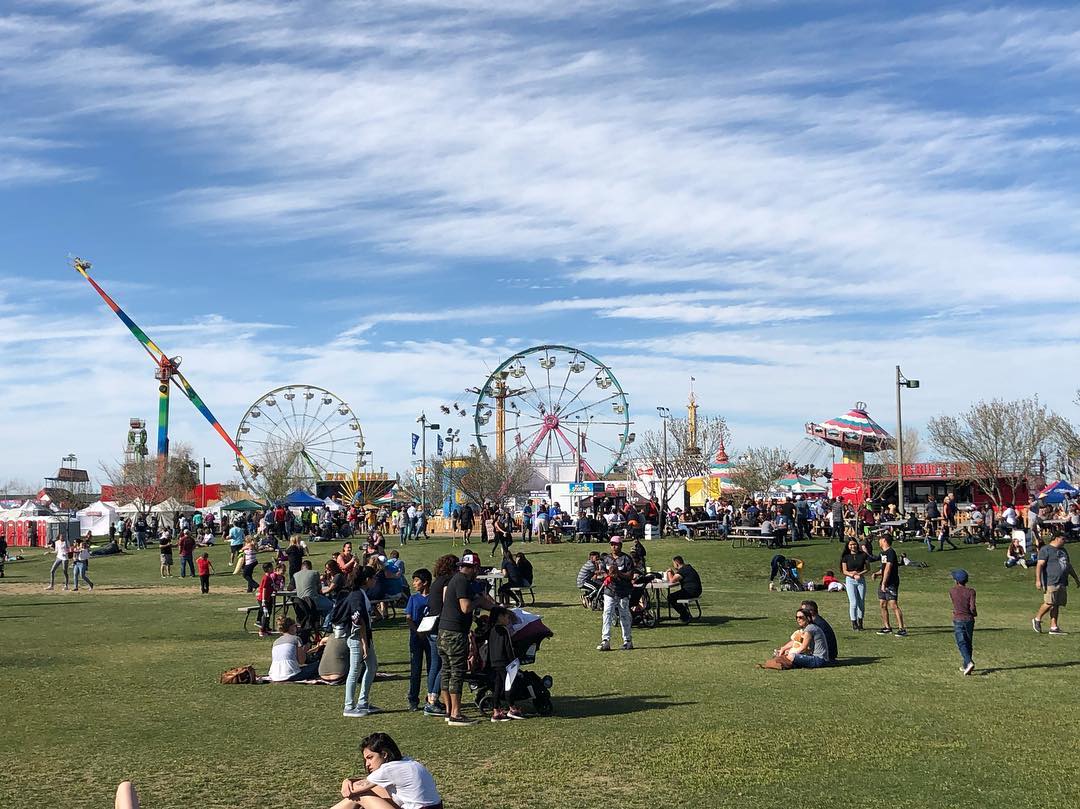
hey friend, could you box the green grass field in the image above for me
[1,533,1077,809]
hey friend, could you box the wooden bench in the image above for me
[507,586,536,606]
[675,598,702,619]
[729,526,767,549]
[239,605,262,633]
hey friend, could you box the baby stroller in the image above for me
[467,610,556,717]
[629,573,660,628]
[777,559,804,592]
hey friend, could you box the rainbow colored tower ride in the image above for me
[72,257,256,484]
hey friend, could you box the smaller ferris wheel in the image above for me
[472,344,633,479]
[234,385,364,494]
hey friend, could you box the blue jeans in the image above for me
[844,576,866,621]
[792,653,828,669]
[49,559,70,588]
[408,631,431,706]
[179,555,196,577]
[426,633,442,696]
[72,561,93,590]
[953,619,974,668]
[345,635,377,709]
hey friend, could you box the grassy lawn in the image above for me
[1,533,1077,809]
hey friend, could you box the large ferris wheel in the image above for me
[234,385,364,495]
[471,345,633,480]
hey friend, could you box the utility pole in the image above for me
[416,413,441,519]
[895,366,920,515]
[657,406,671,536]
[201,458,211,508]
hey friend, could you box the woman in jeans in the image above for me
[241,537,259,593]
[72,536,94,592]
[840,538,869,631]
[334,566,380,717]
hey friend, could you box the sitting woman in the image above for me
[268,616,323,682]
[380,550,406,604]
[318,632,351,685]
[514,552,533,589]
[1004,536,1033,568]
[769,609,831,669]
[333,732,443,809]
[498,549,524,607]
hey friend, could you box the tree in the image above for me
[877,426,924,468]
[251,438,310,503]
[0,477,36,496]
[100,441,202,511]
[727,445,791,498]
[454,448,537,507]
[927,397,1064,508]
[633,416,730,507]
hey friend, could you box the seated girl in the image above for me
[268,616,323,682]
[333,732,443,809]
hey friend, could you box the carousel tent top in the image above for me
[805,402,894,453]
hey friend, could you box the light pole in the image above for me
[895,366,920,515]
[445,428,461,514]
[201,458,211,508]
[416,413,441,518]
[359,450,373,469]
[657,406,671,536]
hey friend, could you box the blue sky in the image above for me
[3,0,1080,487]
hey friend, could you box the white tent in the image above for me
[76,500,119,536]
[117,499,152,515]
[152,497,196,520]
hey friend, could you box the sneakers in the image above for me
[1049,627,1066,636]
[490,709,510,722]
[356,703,382,714]
[446,715,477,726]
[507,707,527,720]
[423,703,447,717]
[962,662,975,675]
[342,707,369,717]
[45,585,54,591]
[621,642,634,651]
[407,703,421,712]
[259,630,271,638]
[895,629,908,637]
[596,640,611,652]
[1032,618,1042,634]
[876,627,892,635]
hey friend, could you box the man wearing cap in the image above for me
[1033,533,1079,635]
[949,569,977,675]
[597,537,634,652]
[437,552,494,725]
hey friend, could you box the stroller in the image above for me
[629,573,660,628]
[466,610,556,717]
[776,559,805,592]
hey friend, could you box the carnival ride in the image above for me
[804,401,894,464]
[234,385,365,495]
[72,257,255,482]
[466,345,633,481]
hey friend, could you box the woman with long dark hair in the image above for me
[334,732,443,809]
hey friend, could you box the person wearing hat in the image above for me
[597,536,634,652]
[948,569,977,675]
[437,551,495,726]
[1033,533,1079,635]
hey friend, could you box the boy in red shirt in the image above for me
[949,568,977,676]
[256,561,277,637]
[196,552,214,594]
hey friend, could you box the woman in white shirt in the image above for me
[268,617,321,682]
[334,732,443,809]
[47,536,71,591]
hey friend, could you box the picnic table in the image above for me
[679,520,721,541]
[643,578,675,625]
[240,589,296,633]
[729,525,767,549]
[476,570,506,598]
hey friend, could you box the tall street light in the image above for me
[201,458,211,508]
[656,406,671,536]
[895,366,920,515]
[416,413,441,518]
[445,427,461,515]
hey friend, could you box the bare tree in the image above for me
[100,442,200,511]
[0,477,36,496]
[454,447,537,506]
[253,438,310,503]
[876,426,924,468]
[399,455,448,509]
[727,445,791,498]
[927,397,1064,508]
[633,416,730,506]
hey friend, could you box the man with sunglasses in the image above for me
[597,536,634,652]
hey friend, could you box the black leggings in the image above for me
[493,664,508,709]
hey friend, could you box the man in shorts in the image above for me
[1033,533,1079,635]
[872,534,907,637]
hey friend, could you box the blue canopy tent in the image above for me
[1038,480,1079,504]
[283,489,324,507]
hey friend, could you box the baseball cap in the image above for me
[460,552,480,567]
[609,536,623,545]
[950,569,969,584]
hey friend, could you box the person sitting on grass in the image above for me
[333,732,444,809]
[268,616,324,682]
[776,608,832,668]
[1005,536,1032,569]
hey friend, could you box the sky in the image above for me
[3,0,1080,490]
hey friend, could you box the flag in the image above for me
[411,433,420,455]
[437,435,444,456]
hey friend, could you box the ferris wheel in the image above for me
[471,345,633,479]
[234,385,364,494]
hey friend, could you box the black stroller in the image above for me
[466,613,556,716]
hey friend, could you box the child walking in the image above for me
[256,561,277,637]
[405,568,432,711]
[487,606,525,722]
[196,552,214,594]
[949,569,977,675]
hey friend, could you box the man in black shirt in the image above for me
[437,552,493,726]
[872,535,907,636]
[667,556,702,623]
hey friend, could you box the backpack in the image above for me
[220,665,257,684]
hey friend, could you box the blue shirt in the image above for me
[405,592,429,628]
[228,526,244,546]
